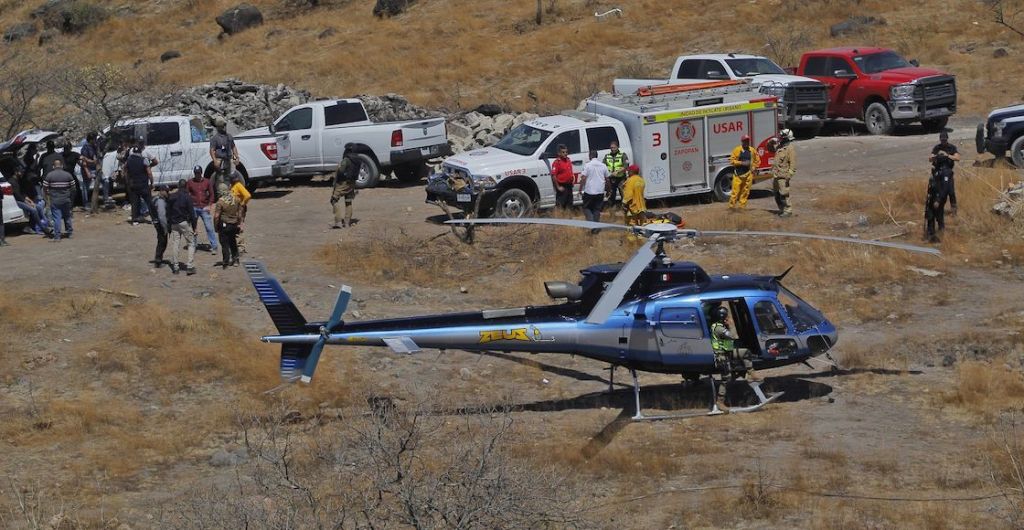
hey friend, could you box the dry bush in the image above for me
[159,400,587,529]
[983,414,1024,527]
[946,359,1024,417]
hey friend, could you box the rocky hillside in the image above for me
[1,0,1023,126]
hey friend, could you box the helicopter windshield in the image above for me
[776,285,827,332]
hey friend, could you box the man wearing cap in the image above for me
[728,135,760,210]
[929,131,960,215]
[331,147,361,228]
[209,117,238,191]
[186,165,218,254]
[771,129,796,217]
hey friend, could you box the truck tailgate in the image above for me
[275,133,291,165]
[397,118,447,148]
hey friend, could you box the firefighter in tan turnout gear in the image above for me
[771,128,796,217]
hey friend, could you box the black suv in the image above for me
[977,103,1024,167]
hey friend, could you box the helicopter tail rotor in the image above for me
[245,261,351,384]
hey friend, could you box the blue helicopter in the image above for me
[245,218,938,420]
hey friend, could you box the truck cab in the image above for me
[977,103,1024,168]
[249,99,450,188]
[101,116,291,189]
[796,47,956,135]
[613,54,829,136]
[426,112,631,217]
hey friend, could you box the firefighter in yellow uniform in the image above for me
[621,164,646,238]
[771,128,796,217]
[728,134,760,210]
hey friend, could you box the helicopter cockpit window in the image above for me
[753,301,788,335]
[777,286,827,332]
[658,308,704,339]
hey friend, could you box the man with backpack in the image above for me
[331,146,361,228]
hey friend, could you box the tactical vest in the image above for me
[604,151,626,176]
[710,322,734,353]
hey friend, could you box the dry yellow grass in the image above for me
[2,0,1023,118]
[946,358,1024,417]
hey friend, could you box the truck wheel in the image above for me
[976,123,987,154]
[353,153,380,189]
[395,162,429,183]
[712,169,733,202]
[921,117,948,133]
[864,102,894,135]
[493,188,533,218]
[1011,136,1024,168]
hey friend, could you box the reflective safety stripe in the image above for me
[711,322,734,352]
[604,152,627,173]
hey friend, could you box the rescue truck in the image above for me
[426,81,779,217]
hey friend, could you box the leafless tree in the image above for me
[986,414,1024,528]
[0,53,51,139]
[52,63,170,134]
[993,0,1024,38]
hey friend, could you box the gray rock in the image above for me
[216,3,263,36]
[356,93,434,122]
[373,0,415,17]
[209,449,239,467]
[474,103,504,117]
[459,367,473,380]
[3,22,37,43]
[993,47,1008,58]
[318,27,335,39]
[159,50,181,62]
[492,114,514,134]
[447,121,473,140]
[33,0,108,34]
[829,16,886,38]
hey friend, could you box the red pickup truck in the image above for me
[794,47,957,135]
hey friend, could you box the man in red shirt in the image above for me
[185,165,218,253]
[550,144,575,210]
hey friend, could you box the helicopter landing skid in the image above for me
[628,370,782,421]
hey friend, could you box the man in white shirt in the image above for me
[579,150,609,227]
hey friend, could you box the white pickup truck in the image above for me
[245,99,451,188]
[427,112,634,218]
[101,115,291,190]
[614,54,829,136]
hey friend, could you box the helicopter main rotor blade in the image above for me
[695,230,940,255]
[445,217,629,232]
[585,234,659,325]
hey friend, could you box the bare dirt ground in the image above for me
[2,120,1024,528]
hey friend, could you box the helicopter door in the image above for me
[655,307,707,365]
[749,299,799,360]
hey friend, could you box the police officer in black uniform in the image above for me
[929,131,960,215]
